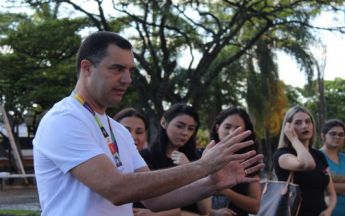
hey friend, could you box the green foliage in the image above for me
[0,6,88,134]
[323,78,345,120]
[284,85,304,107]
[196,128,210,148]
[302,78,345,122]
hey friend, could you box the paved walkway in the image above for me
[0,186,41,211]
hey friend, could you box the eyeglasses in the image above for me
[328,131,345,138]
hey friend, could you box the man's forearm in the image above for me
[71,154,210,206]
[142,176,216,212]
[116,160,210,205]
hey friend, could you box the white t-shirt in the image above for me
[33,97,146,216]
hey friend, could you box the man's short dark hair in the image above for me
[76,31,133,76]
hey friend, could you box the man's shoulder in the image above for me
[110,118,125,128]
[39,97,93,131]
[46,97,78,114]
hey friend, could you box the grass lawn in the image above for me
[0,210,41,216]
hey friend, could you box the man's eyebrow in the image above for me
[110,64,124,68]
[109,64,136,71]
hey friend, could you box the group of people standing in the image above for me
[32,31,344,216]
[114,105,262,216]
[114,104,345,216]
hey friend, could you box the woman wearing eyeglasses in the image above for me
[320,119,345,216]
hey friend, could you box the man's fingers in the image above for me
[202,140,216,158]
[241,162,265,184]
[237,150,258,163]
[205,140,216,151]
[220,130,252,150]
[240,160,265,184]
[219,127,246,144]
[241,154,264,167]
[226,140,254,155]
[243,156,265,175]
[225,149,256,163]
[240,175,261,184]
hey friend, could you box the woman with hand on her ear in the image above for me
[140,103,211,216]
[274,106,336,216]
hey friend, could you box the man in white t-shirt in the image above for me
[33,31,265,216]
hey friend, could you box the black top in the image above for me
[138,147,201,213]
[212,183,249,216]
[140,148,175,170]
[228,183,249,216]
[207,145,258,216]
[274,147,330,216]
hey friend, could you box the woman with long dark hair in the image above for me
[141,103,211,215]
[209,107,261,216]
[115,108,180,215]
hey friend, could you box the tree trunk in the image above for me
[316,48,326,145]
[265,129,272,173]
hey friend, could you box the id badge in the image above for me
[114,152,124,172]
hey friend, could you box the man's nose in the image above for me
[121,70,132,85]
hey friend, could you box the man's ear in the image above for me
[160,117,166,129]
[80,59,93,77]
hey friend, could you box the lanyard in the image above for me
[71,91,124,171]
